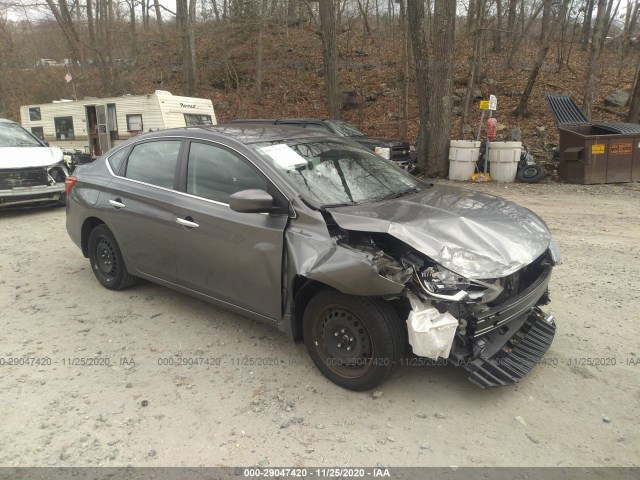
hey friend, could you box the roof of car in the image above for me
[151,124,334,145]
[0,118,18,124]
[231,118,336,123]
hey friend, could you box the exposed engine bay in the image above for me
[323,214,559,387]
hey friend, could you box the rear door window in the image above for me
[124,140,181,189]
[108,148,128,174]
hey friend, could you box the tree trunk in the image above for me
[407,0,430,171]
[507,0,518,45]
[461,0,485,132]
[516,0,570,119]
[153,0,166,41]
[319,0,341,119]
[188,0,198,91]
[255,0,269,97]
[601,0,621,49]
[44,0,83,63]
[429,0,456,176]
[399,0,409,141]
[507,1,545,68]
[623,1,640,52]
[582,0,595,51]
[129,1,138,57]
[493,0,503,52]
[627,57,640,122]
[582,0,607,119]
[468,0,476,35]
[540,0,551,43]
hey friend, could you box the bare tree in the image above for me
[44,0,84,63]
[507,0,518,45]
[125,0,138,57]
[177,0,198,95]
[493,0,503,52]
[582,0,595,51]
[319,0,341,119]
[582,0,607,119]
[428,0,456,176]
[398,0,409,140]
[152,0,166,42]
[623,0,640,51]
[507,0,545,68]
[407,0,429,171]
[516,0,570,119]
[255,0,269,97]
[461,0,486,131]
[627,57,640,122]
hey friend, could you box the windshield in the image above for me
[0,122,43,147]
[325,121,365,137]
[251,138,424,208]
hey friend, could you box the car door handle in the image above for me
[109,199,126,209]
[176,217,199,229]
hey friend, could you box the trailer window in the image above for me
[31,127,44,141]
[184,114,213,126]
[126,114,143,132]
[54,116,75,140]
[29,107,41,121]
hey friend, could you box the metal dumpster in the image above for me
[546,94,640,184]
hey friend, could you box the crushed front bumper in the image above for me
[463,308,556,388]
[0,184,65,207]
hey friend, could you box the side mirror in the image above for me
[229,189,274,213]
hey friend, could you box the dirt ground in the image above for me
[1,179,639,468]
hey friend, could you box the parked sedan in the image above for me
[1,119,69,207]
[66,125,560,391]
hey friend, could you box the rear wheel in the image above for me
[88,224,137,290]
[303,290,405,391]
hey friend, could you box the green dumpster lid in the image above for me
[545,93,589,126]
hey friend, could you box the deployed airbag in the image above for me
[406,294,458,359]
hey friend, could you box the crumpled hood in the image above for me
[328,184,552,279]
[1,146,64,169]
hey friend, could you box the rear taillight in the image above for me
[65,176,77,194]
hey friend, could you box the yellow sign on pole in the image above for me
[479,100,490,110]
[591,144,605,155]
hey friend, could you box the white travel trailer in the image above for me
[20,90,216,156]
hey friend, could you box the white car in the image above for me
[0,118,70,207]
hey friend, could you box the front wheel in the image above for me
[303,290,406,391]
[88,224,138,290]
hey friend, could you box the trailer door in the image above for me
[96,104,111,153]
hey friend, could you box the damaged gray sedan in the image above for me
[66,126,560,391]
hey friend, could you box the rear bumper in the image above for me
[463,308,556,388]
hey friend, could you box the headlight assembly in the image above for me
[374,147,391,159]
[412,263,503,304]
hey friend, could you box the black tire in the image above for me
[405,162,419,175]
[517,164,545,183]
[88,224,138,290]
[303,290,406,391]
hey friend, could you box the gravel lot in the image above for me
[1,180,639,468]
